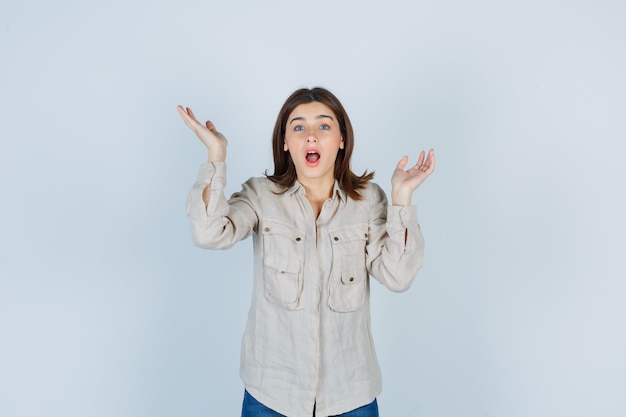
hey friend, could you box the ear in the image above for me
[339,138,344,149]
[284,142,289,151]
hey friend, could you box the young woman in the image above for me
[178,87,435,417]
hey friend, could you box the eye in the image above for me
[319,124,330,130]
[294,125,304,131]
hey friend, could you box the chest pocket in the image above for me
[328,223,368,313]
[261,218,306,310]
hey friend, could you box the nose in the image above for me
[306,131,318,143]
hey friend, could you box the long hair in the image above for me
[265,87,374,200]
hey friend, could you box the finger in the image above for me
[410,150,425,170]
[396,155,409,170]
[425,148,436,172]
[177,105,196,127]
[186,107,201,124]
[205,120,217,131]
[177,105,190,120]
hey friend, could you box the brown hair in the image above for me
[265,87,374,200]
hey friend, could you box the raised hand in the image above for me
[177,105,228,162]
[391,149,435,205]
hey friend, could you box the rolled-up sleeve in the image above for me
[365,185,424,292]
[186,162,258,249]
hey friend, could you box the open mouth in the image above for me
[306,150,320,163]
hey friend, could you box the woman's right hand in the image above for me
[177,105,228,162]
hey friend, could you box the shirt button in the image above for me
[264,227,270,232]
[333,236,339,241]
[364,233,368,238]
[349,277,354,282]
[295,237,301,242]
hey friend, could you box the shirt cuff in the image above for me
[195,162,227,189]
[386,205,418,230]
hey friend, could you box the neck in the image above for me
[298,176,335,202]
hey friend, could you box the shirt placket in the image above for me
[311,195,343,415]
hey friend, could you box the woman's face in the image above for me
[283,101,344,186]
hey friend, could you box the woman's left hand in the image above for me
[391,149,435,205]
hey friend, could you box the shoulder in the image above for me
[245,176,281,189]
[358,181,387,205]
[238,176,284,196]
[342,182,387,213]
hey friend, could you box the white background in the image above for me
[1,1,625,416]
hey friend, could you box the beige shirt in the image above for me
[186,162,424,417]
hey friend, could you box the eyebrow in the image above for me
[289,114,335,125]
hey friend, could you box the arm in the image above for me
[366,149,435,291]
[179,105,257,249]
[365,185,424,292]
[186,163,257,249]
[177,105,228,207]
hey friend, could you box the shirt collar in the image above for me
[286,180,347,203]
[333,181,347,203]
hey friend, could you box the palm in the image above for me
[391,149,435,205]
[177,105,228,161]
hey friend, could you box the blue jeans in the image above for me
[241,390,379,417]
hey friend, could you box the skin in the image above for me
[177,102,435,211]
[283,102,344,215]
